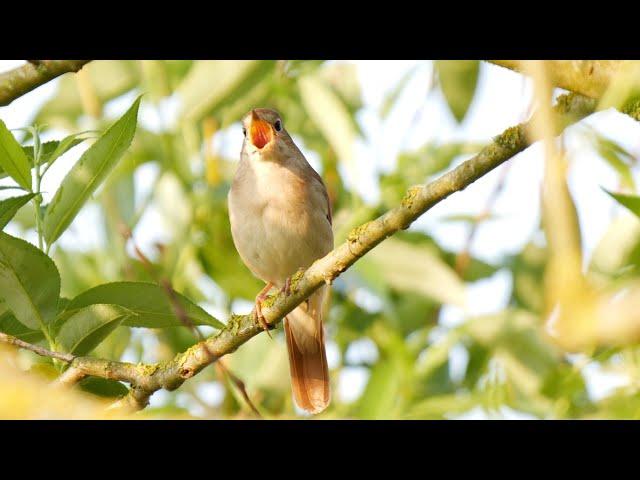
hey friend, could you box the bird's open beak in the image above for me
[250,110,273,150]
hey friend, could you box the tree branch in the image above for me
[0,60,91,106]
[487,60,637,101]
[0,332,74,362]
[0,92,616,412]
[55,366,87,387]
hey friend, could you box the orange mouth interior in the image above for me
[250,118,273,149]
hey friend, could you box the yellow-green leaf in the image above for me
[63,281,223,329]
[177,60,276,123]
[357,237,466,306]
[436,60,480,123]
[0,194,35,230]
[55,304,132,356]
[298,74,357,170]
[604,188,640,218]
[0,119,32,190]
[0,232,60,330]
[43,96,141,245]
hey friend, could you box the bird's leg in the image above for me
[254,282,274,338]
[279,267,305,297]
[280,277,292,296]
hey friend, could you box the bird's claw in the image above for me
[280,268,304,296]
[280,277,292,296]
[256,298,273,338]
[254,286,273,339]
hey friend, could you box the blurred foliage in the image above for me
[435,60,480,123]
[2,60,640,419]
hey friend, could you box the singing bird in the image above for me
[228,108,333,414]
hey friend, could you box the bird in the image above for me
[228,108,333,414]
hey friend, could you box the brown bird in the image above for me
[228,108,333,414]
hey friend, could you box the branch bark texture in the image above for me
[0,60,91,106]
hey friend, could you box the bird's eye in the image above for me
[274,120,282,132]
[242,126,247,137]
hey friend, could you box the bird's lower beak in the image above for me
[250,112,273,150]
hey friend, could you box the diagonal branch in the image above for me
[2,92,624,412]
[0,60,91,106]
[487,60,638,102]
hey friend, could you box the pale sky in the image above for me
[1,60,639,418]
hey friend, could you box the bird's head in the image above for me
[241,108,292,160]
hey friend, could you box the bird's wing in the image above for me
[306,165,332,226]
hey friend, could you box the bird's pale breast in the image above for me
[228,157,333,286]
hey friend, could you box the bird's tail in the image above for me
[284,285,330,414]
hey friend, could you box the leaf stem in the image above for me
[31,128,45,252]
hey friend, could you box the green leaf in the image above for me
[356,237,466,306]
[78,377,128,398]
[0,232,60,330]
[596,61,640,115]
[380,66,418,118]
[55,304,132,356]
[358,360,402,419]
[24,133,90,164]
[228,332,290,392]
[36,61,141,126]
[43,96,141,245]
[93,325,131,361]
[285,60,326,78]
[101,171,135,238]
[0,309,44,343]
[43,132,95,168]
[318,62,364,113]
[435,60,480,123]
[1,136,89,181]
[594,134,636,190]
[22,141,62,166]
[63,281,223,329]
[0,194,35,230]
[380,141,482,208]
[604,188,640,218]
[508,241,547,314]
[386,291,438,336]
[438,212,503,224]
[177,60,276,123]
[298,73,357,168]
[588,215,640,281]
[404,393,476,419]
[0,119,32,190]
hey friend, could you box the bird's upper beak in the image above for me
[249,110,273,150]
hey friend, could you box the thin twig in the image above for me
[216,359,262,418]
[454,161,512,276]
[0,332,74,363]
[120,227,261,415]
[55,366,87,387]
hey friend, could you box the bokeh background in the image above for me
[2,60,640,419]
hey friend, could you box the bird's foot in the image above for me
[254,301,272,339]
[279,268,304,297]
[254,282,274,338]
[280,277,292,296]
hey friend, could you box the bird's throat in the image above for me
[250,119,273,150]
